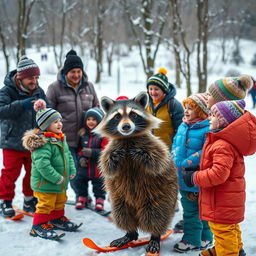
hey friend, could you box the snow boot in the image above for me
[30,223,64,240]
[50,216,82,231]
[23,197,37,213]
[95,198,104,211]
[174,219,184,232]
[200,240,213,250]
[75,196,87,209]
[0,200,15,218]
[199,246,246,256]
[173,241,200,253]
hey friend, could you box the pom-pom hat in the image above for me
[210,100,245,129]
[63,49,84,75]
[208,75,253,102]
[16,56,40,80]
[34,99,62,131]
[147,67,170,93]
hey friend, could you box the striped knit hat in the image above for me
[84,107,104,125]
[34,99,62,131]
[188,93,210,116]
[208,75,253,102]
[16,56,40,80]
[210,100,245,129]
[147,67,170,93]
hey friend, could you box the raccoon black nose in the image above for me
[122,123,131,131]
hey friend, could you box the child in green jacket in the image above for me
[22,99,81,240]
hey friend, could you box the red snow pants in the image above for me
[0,149,33,200]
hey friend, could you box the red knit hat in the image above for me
[116,96,129,101]
[16,56,40,80]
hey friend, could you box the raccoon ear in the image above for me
[133,91,149,109]
[100,96,115,113]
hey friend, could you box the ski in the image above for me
[82,229,173,253]
[0,212,24,221]
[13,205,34,217]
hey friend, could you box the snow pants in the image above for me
[208,221,243,256]
[33,191,67,225]
[180,190,213,247]
[0,149,33,200]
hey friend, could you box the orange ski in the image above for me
[13,205,34,217]
[1,213,24,221]
[82,229,173,253]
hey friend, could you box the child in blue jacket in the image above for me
[171,93,213,253]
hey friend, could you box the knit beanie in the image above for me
[210,100,245,129]
[63,49,84,75]
[208,75,253,102]
[34,99,62,131]
[147,68,170,94]
[84,107,104,125]
[16,56,40,80]
[183,93,210,119]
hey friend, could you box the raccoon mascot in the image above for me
[95,91,178,254]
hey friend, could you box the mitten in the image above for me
[79,157,88,167]
[185,165,199,172]
[82,148,92,157]
[183,172,195,188]
[21,97,36,109]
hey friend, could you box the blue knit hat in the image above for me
[84,107,104,125]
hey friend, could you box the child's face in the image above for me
[184,103,198,121]
[209,114,219,130]
[206,92,217,109]
[148,85,165,101]
[86,116,98,130]
[46,118,63,133]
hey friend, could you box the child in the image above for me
[74,107,108,210]
[172,93,213,253]
[206,75,253,109]
[183,99,256,256]
[22,99,81,240]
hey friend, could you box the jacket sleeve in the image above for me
[46,84,57,109]
[194,144,235,188]
[169,98,184,133]
[68,150,76,176]
[91,137,108,159]
[0,88,25,119]
[33,144,63,184]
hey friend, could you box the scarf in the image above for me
[182,116,205,125]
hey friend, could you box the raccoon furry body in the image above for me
[96,92,178,249]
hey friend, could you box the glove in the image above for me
[21,97,36,109]
[82,148,92,157]
[184,165,199,172]
[183,172,195,188]
[79,157,88,167]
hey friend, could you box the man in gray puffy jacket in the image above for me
[0,56,48,218]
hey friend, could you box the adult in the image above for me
[46,49,99,194]
[0,56,48,217]
[147,67,184,148]
[249,77,256,108]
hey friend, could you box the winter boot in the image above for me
[0,200,15,218]
[200,240,213,250]
[50,216,81,231]
[95,198,104,211]
[75,196,86,209]
[174,219,184,232]
[199,246,246,256]
[23,197,37,213]
[173,241,200,253]
[30,223,64,240]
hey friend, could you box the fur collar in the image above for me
[22,129,48,151]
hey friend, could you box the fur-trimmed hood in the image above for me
[22,129,48,151]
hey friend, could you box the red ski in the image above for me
[82,229,173,253]
[13,205,34,217]
[0,212,24,221]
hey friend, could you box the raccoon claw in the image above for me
[146,236,160,253]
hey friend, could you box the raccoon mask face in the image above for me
[95,92,162,139]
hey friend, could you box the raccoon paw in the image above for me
[108,149,126,170]
[129,148,152,163]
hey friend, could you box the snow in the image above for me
[0,40,256,255]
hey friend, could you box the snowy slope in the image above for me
[0,40,256,255]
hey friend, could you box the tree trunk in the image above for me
[0,24,10,73]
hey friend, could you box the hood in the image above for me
[3,70,17,88]
[22,129,48,151]
[211,111,256,156]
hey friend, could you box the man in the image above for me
[46,50,99,194]
[0,56,48,218]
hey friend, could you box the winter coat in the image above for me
[194,111,256,224]
[0,70,48,151]
[172,119,210,192]
[22,129,76,193]
[46,70,99,148]
[147,84,184,148]
[78,128,108,178]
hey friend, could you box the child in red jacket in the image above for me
[183,100,256,256]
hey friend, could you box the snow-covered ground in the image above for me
[0,40,256,255]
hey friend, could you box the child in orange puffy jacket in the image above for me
[183,100,256,256]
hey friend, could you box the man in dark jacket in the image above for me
[46,50,99,195]
[0,56,48,218]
